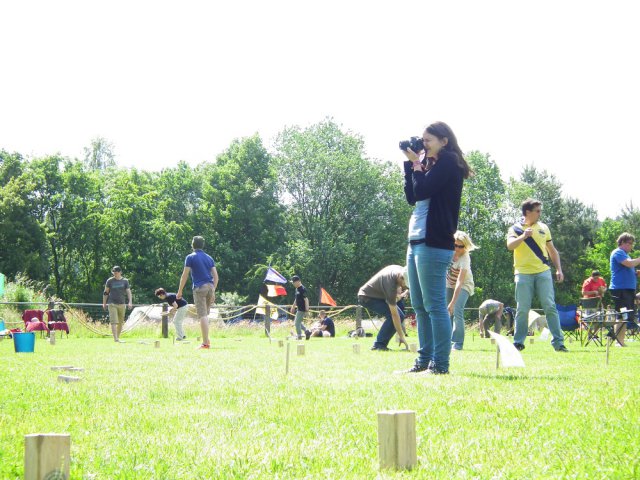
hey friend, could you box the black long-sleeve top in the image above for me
[403,150,464,250]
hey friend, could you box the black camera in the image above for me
[399,136,424,153]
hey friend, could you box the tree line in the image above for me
[1,119,638,308]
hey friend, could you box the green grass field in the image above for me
[1,320,639,479]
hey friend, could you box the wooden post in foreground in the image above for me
[496,345,500,369]
[377,410,417,470]
[356,305,362,330]
[161,302,169,339]
[49,332,55,345]
[606,337,610,365]
[24,433,70,480]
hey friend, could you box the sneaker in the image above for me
[421,367,449,375]
[304,330,311,340]
[555,345,569,352]
[513,343,525,351]
[370,345,390,351]
[394,364,430,374]
[197,344,210,350]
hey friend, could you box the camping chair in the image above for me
[46,309,69,337]
[21,309,49,337]
[580,297,606,346]
[557,304,581,343]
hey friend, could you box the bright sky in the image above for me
[1,1,638,220]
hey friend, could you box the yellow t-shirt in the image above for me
[507,221,552,275]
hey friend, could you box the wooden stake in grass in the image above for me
[409,343,417,353]
[377,410,417,471]
[353,344,361,354]
[491,338,496,345]
[49,332,55,345]
[496,344,500,370]
[57,375,81,383]
[278,339,284,347]
[529,338,534,344]
[297,344,305,356]
[606,337,610,365]
[161,302,169,339]
[155,341,160,349]
[285,342,290,375]
[24,433,70,480]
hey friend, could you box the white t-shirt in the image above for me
[446,254,474,295]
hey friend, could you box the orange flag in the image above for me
[320,287,337,307]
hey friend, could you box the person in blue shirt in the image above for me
[610,232,640,346]
[177,236,218,349]
[155,288,188,341]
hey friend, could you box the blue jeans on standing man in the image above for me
[513,269,565,349]
[406,243,454,371]
[360,297,405,349]
[446,287,470,350]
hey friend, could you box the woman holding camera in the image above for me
[400,121,471,374]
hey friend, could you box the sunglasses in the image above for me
[454,244,465,249]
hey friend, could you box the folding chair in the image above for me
[557,304,580,343]
[21,310,49,337]
[46,309,69,337]
[0,319,10,340]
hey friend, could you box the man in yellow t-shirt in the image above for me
[507,198,567,352]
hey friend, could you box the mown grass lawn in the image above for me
[1,322,639,479]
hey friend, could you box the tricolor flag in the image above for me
[266,284,287,297]
[319,287,337,307]
[264,267,287,284]
[256,295,280,320]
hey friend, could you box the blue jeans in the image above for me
[407,243,454,371]
[513,270,564,348]
[360,297,404,348]
[294,311,308,337]
[446,287,470,350]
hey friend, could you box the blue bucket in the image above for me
[13,332,36,353]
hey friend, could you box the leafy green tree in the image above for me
[458,151,513,305]
[273,119,411,304]
[201,135,286,298]
[0,151,48,280]
[83,136,116,170]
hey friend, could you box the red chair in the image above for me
[46,309,69,337]
[21,310,49,337]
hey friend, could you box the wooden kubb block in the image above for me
[24,433,71,480]
[352,344,361,354]
[278,339,284,347]
[409,343,417,353]
[377,410,417,470]
[297,344,305,356]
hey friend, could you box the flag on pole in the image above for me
[264,267,287,284]
[488,331,525,368]
[256,295,279,320]
[320,287,337,307]
[266,284,287,297]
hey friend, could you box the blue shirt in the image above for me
[408,199,430,240]
[165,293,187,309]
[185,250,216,288]
[610,248,637,290]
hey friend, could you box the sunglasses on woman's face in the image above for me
[454,244,465,249]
